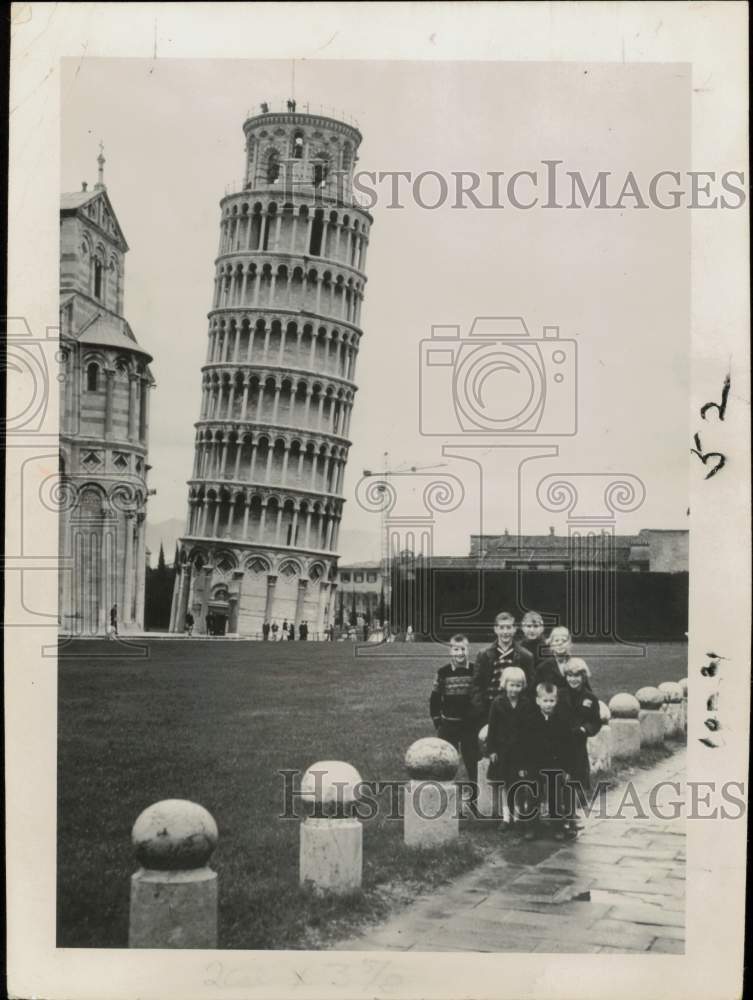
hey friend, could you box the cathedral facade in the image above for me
[59,152,154,635]
[170,105,373,637]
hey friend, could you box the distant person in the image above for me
[184,611,194,636]
[282,619,289,640]
[109,604,118,639]
[362,622,369,642]
[405,625,415,643]
[271,620,279,641]
[262,620,270,641]
[288,621,295,639]
[302,621,309,641]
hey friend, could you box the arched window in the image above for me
[292,130,304,160]
[313,155,329,188]
[94,259,103,300]
[341,142,352,173]
[309,210,324,256]
[267,150,280,184]
[86,362,99,392]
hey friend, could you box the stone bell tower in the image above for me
[170,102,373,637]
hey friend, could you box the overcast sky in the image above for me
[62,58,690,557]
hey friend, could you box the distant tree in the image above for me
[377,580,386,624]
[145,542,177,631]
[350,587,357,626]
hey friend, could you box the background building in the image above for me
[467,528,689,573]
[59,151,154,634]
[335,561,384,624]
[171,103,373,637]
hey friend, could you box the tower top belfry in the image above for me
[171,103,374,638]
[96,141,106,191]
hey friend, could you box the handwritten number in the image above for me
[700,374,731,421]
[691,433,726,479]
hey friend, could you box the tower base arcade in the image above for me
[170,541,337,639]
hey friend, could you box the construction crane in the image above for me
[362,453,448,624]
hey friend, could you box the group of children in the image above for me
[429,611,603,841]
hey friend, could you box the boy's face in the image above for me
[550,629,571,656]
[522,620,544,640]
[537,692,558,716]
[566,671,584,690]
[494,619,516,645]
[449,642,468,665]
[505,679,525,698]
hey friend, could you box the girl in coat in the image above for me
[487,666,534,833]
[561,658,602,792]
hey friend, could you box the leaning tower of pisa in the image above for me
[170,102,372,638]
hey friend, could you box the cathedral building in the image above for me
[59,149,154,634]
[170,103,373,637]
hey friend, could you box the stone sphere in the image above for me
[608,693,640,719]
[132,799,218,871]
[478,724,489,756]
[635,686,665,710]
[658,681,683,703]
[598,700,611,723]
[404,737,459,781]
[300,760,363,810]
[679,677,688,696]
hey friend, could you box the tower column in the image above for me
[104,368,115,437]
[241,379,250,420]
[123,513,135,623]
[242,495,251,539]
[128,373,139,441]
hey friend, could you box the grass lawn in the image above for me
[57,638,687,949]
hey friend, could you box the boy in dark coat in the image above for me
[561,658,602,792]
[533,625,573,690]
[487,666,534,832]
[521,682,576,841]
[471,612,535,722]
[430,634,478,810]
[517,611,547,683]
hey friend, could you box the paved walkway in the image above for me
[338,750,686,954]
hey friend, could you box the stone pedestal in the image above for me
[679,678,688,734]
[476,757,502,819]
[664,702,683,738]
[610,718,641,759]
[299,817,362,895]
[639,709,666,747]
[404,780,459,847]
[588,725,612,773]
[129,799,219,949]
[129,867,217,948]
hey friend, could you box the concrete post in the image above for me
[658,681,684,738]
[403,737,460,847]
[129,799,218,949]
[679,677,688,733]
[587,701,612,774]
[607,693,641,760]
[299,761,363,895]
[475,725,502,820]
[636,687,666,747]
